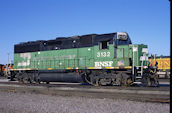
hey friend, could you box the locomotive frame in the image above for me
[10,32,158,86]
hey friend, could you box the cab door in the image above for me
[94,40,114,68]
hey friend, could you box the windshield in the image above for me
[114,32,132,46]
[117,32,128,40]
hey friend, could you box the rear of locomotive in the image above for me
[12,39,84,83]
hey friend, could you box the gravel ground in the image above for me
[0,92,169,113]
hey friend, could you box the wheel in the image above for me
[126,78,132,86]
[16,73,24,83]
[114,73,131,86]
[112,73,122,86]
[142,74,151,87]
[46,82,49,84]
[150,74,159,86]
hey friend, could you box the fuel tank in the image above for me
[38,70,83,83]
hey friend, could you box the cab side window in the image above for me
[99,41,109,50]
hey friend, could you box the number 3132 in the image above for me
[97,52,110,57]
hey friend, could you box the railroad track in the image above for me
[0,80,170,103]
[0,79,170,91]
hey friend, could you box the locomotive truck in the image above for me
[10,32,158,86]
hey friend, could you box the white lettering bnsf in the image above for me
[95,61,113,67]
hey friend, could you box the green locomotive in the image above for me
[10,32,158,86]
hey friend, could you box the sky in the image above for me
[0,0,170,64]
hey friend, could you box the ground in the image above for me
[0,91,169,113]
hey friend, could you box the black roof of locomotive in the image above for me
[14,32,132,53]
[16,33,116,45]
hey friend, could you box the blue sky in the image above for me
[0,0,170,64]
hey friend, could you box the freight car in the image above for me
[149,56,170,78]
[0,64,14,77]
[10,32,158,86]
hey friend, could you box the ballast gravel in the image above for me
[0,92,169,113]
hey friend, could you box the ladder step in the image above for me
[133,82,142,84]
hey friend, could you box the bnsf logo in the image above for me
[95,61,113,67]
